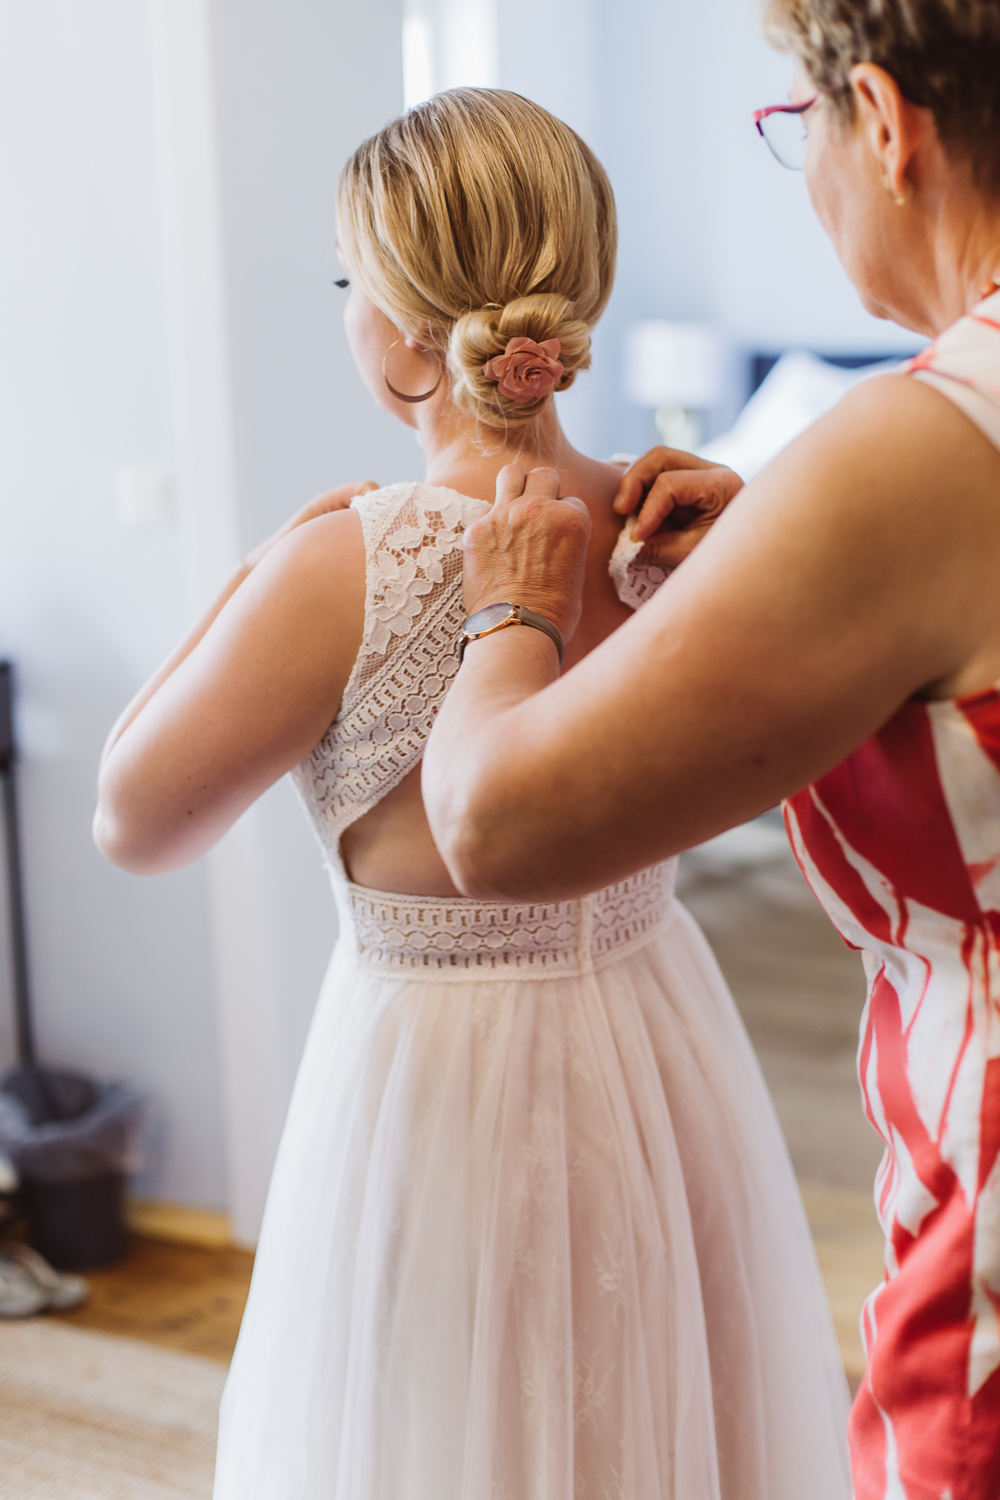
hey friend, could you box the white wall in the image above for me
[0,0,224,1206]
[211,0,419,1086]
[196,0,417,1238]
[432,0,922,458]
[0,0,412,1237]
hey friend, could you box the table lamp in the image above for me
[625,320,728,448]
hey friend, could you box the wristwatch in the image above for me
[459,602,564,665]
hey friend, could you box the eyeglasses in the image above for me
[753,96,820,171]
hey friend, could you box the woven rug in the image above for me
[0,1319,226,1498]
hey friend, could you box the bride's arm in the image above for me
[423,375,1000,899]
[99,480,374,770]
[94,506,366,875]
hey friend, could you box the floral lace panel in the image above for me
[291,483,488,864]
[608,514,670,611]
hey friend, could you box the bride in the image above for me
[94,88,850,1499]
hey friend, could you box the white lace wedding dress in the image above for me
[213,483,852,1500]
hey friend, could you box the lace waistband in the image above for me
[337,863,675,980]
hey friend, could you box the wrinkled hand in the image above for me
[463,465,591,642]
[243,479,378,571]
[613,447,743,568]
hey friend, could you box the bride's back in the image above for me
[330,89,631,896]
[339,457,634,897]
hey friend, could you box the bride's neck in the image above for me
[414,399,579,495]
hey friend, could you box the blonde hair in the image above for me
[337,89,616,429]
[764,0,1000,195]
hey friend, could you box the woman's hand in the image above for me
[462,465,591,641]
[243,479,378,572]
[613,448,743,568]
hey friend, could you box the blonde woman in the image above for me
[95,91,850,1499]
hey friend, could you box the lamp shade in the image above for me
[625,320,727,409]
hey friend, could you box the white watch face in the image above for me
[465,602,514,635]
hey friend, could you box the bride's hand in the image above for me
[462,465,591,642]
[243,479,378,572]
[613,448,743,568]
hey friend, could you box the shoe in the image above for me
[0,1243,89,1311]
[0,1256,48,1318]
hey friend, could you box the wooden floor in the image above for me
[0,1225,252,1365]
[679,823,885,1392]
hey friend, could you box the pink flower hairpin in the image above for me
[483,337,564,403]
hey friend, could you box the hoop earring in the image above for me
[382,339,444,404]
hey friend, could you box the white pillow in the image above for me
[700,349,902,480]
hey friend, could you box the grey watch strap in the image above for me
[511,605,564,665]
[459,602,564,665]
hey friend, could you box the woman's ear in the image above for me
[848,62,928,203]
[403,331,438,356]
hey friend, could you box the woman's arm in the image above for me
[94,507,366,874]
[423,376,1000,899]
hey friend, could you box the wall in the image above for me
[0,0,413,1237]
[198,0,417,1237]
[212,0,419,1084]
[0,0,223,1202]
[420,0,922,458]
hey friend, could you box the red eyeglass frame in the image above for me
[753,90,837,167]
[753,96,818,136]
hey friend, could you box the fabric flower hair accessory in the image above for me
[483,337,565,403]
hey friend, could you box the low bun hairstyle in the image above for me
[449,294,591,419]
[337,89,616,428]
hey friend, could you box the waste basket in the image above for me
[0,1066,145,1268]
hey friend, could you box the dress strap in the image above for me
[905,289,1000,452]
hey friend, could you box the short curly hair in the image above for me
[763,0,1000,195]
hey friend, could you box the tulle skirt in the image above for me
[213,898,851,1500]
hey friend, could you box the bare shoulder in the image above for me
[257,504,365,585]
[782,371,1000,521]
[246,506,366,631]
[203,503,367,734]
[713,371,1000,578]
[660,368,1000,703]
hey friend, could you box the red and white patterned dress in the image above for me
[785,289,1000,1500]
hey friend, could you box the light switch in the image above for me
[116,467,175,529]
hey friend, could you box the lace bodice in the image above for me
[291,481,674,974]
[293,483,487,856]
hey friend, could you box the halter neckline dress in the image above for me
[785,288,1000,1500]
[213,479,851,1499]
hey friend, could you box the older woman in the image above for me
[423,2,1000,1496]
